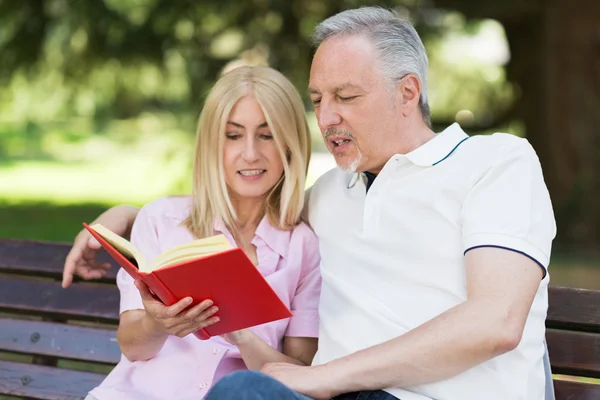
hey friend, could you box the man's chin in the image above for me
[336,158,362,173]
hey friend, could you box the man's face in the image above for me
[309,35,402,173]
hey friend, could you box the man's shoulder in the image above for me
[467,132,535,158]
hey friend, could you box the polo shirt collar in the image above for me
[403,123,469,167]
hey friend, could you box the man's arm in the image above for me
[263,247,543,398]
[62,205,140,288]
[325,247,543,391]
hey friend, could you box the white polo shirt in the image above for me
[308,123,556,400]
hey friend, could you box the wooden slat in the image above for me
[0,276,119,324]
[0,360,106,399]
[548,286,600,332]
[554,379,600,400]
[0,318,121,365]
[0,239,118,282]
[547,329,600,378]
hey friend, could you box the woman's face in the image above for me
[223,95,284,202]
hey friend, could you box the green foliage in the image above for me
[0,0,515,132]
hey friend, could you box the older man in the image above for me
[63,7,556,400]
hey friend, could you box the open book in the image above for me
[83,223,292,340]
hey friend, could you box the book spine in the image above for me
[143,273,211,341]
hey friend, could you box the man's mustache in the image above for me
[324,128,355,140]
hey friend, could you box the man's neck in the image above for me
[367,124,436,174]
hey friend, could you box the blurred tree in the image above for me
[433,0,600,252]
[1,0,597,250]
[0,0,507,119]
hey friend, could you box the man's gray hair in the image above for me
[312,7,431,125]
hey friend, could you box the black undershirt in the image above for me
[364,171,377,192]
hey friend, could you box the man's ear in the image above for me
[397,74,421,111]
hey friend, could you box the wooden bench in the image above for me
[0,239,121,399]
[1,238,600,399]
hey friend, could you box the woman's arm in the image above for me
[118,280,220,361]
[224,331,317,370]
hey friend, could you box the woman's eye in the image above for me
[259,134,273,140]
[226,133,241,140]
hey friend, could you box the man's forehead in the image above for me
[309,35,379,93]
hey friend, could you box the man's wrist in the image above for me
[319,354,368,395]
[312,361,351,397]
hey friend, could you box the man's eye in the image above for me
[312,99,321,106]
[339,96,357,102]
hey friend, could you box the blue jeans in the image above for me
[205,370,398,400]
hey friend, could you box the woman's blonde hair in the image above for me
[184,66,311,239]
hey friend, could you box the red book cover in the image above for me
[83,223,292,340]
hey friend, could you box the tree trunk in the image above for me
[503,0,600,251]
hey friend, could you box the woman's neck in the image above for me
[230,195,265,235]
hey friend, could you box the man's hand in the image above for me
[62,230,111,288]
[261,363,338,400]
[62,205,140,288]
[136,280,220,338]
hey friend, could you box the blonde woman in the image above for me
[85,66,321,400]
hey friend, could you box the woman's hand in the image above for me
[221,329,253,346]
[135,279,220,338]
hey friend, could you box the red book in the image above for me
[83,223,292,340]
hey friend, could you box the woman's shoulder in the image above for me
[289,221,319,249]
[139,195,193,222]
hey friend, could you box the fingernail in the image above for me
[206,300,213,306]
[185,298,193,304]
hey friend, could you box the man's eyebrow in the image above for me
[333,83,361,93]
[226,121,268,129]
[308,83,362,96]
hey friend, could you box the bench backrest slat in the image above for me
[0,317,121,365]
[0,276,119,324]
[0,239,118,282]
[554,380,600,400]
[547,329,600,378]
[548,287,600,332]
[0,359,107,400]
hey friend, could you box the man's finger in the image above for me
[81,268,108,280]
[62,248,83,288]
[88,237,101,249]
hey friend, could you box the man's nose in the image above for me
[317,98,342,132]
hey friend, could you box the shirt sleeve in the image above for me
[117,203,163,314]
[285,231,321,338]
[461,136,557,273]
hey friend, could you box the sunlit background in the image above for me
[1,0,598,289]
